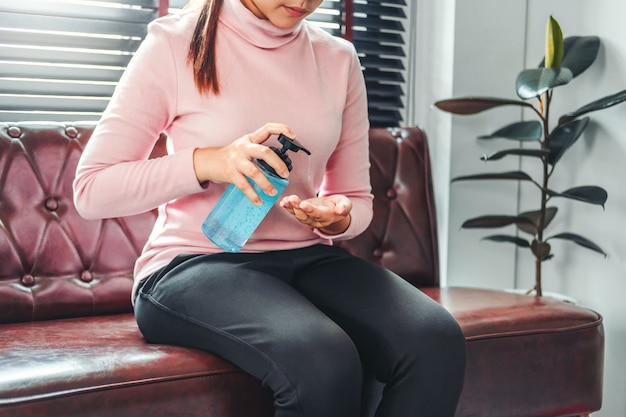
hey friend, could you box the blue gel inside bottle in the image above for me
[202,168,288,252]
[201,134,311,252]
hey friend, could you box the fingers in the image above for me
[280,195,314,222]
[248,144,290,179]
[247,123,296,145]
[332,199,351,216]
[279,195,300,213]
[201,124,295,204]
[230,173,265,206]
[296,208,323,225]
[234,156,291,205]
[281,195,352,231]
[246,124,294,180]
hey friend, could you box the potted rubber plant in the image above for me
[434,16,626,296]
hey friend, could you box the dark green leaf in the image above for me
[434,97,535,115]
[539,36,600,78]
[478,121,543,141]
[462,215,537,231]
[516,67,574,99]
[546,232,607,256]
[560,36,601,78]
[482,148,549,161]
[559,89,626,124]
[548,186,608,207]
[518,207,558,235]
[483,234,531,248]
[548,117,590,165]
[452,171,534,182]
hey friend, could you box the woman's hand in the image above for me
[280,194,352,235]
[193,123,295,205]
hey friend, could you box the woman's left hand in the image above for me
[280,194,352,235]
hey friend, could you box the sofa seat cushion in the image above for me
[424,287,604,417]
[0,314,273,417]
[0,287,603,417]
[424,287,602,337]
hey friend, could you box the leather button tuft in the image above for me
[8,126,21,138]
[44,197,59,211]
[21,274,35,287]
[386,188,397,199]
[80,270,93,283]
[372,248,383,259]
[390,128,404,141]
[65,126,78,138]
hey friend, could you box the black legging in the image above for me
[134,244,466,417]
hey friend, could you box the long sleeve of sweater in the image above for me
[73,22,205,219]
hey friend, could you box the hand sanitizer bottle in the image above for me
[202,134,311,252]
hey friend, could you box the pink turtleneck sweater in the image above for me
[73,0,372,292]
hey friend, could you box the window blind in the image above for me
[352,0,406,127]
[0,0,159,122]
[0,0,406,126]
[304,0,408,127]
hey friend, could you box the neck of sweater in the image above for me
[220,0,303,49]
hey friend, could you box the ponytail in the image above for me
[188,0,224,95]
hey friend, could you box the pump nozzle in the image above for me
[277,134,311,156]
[257,134,311,177]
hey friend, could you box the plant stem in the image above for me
[535,90,552,296]
[535,257,543,297]
[539,90,552,241]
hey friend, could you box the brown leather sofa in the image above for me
[0,122,603,417]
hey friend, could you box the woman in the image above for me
[73,0,467,416]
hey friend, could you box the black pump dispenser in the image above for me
[256,134,311,178]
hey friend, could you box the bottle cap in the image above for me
[257,134,311,177]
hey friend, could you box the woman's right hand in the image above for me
[192,123,296,205]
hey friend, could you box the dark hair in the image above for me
[188,0,224,95]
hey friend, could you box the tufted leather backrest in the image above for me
[337,127,439,288]
[0,122,163,324]
[0,123,438,324]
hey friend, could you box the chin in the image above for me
[271,18,302,29]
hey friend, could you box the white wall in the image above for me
[408,0,456,284]
[410,1,626,416]
[521,3,626,417]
